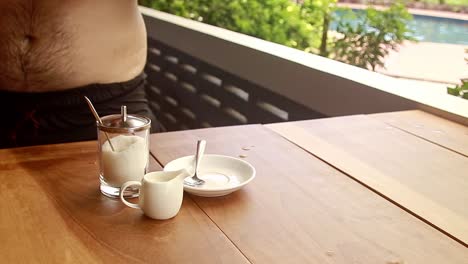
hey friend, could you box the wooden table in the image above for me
[1,110,467,263]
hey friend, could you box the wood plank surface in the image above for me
[266,115,468,245]
[0,141,98,164]
[370,110,468,157]
[0,142,249,264]
[149,125,468,264]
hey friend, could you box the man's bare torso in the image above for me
[0,0,146,92]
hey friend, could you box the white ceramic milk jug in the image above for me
[120,169,189,220]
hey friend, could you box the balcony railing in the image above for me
[140,7,468,130]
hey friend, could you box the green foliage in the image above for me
[331,3,416,71]
[447,79,468,99]
[140,1,415,71]
[447,49,468,99]
[224,1,315,50]
[139,0,320,51]
[300,0,338,55]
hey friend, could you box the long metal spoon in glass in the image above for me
[84,96,115,152]
[184,140,206,187]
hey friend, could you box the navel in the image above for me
[18,34,37,83]
[23,34,36,46]
[18,34,36,57]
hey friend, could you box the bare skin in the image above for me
[0,0,147,92]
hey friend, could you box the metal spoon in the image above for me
[184,140,206,187]
[84,96,115,152]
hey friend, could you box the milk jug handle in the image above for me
[120,181,141,209]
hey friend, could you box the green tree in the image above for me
[299,0,338,56]
[140,1,416,72]
[139,0,320,51]
[331,3,415,71]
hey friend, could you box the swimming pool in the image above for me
[410,15,468,45]
[331,10,468,45]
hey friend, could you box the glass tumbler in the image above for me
[97,108,151,198]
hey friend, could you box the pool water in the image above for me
[331,10,468,45]
[409,15,468,45]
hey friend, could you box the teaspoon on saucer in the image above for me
[184,140,206,187]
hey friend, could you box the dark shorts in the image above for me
[0,72,162,149]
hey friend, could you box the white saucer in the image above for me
[163,154,255,197]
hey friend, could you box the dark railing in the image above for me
[145,39,324,131]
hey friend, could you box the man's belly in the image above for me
[0,0,146,92]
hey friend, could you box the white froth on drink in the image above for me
[101,135,148,186]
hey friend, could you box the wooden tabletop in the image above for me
[370,110,468,157]
[266,110,468,245]
[1,110,467,263]
[0,142,247,263]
